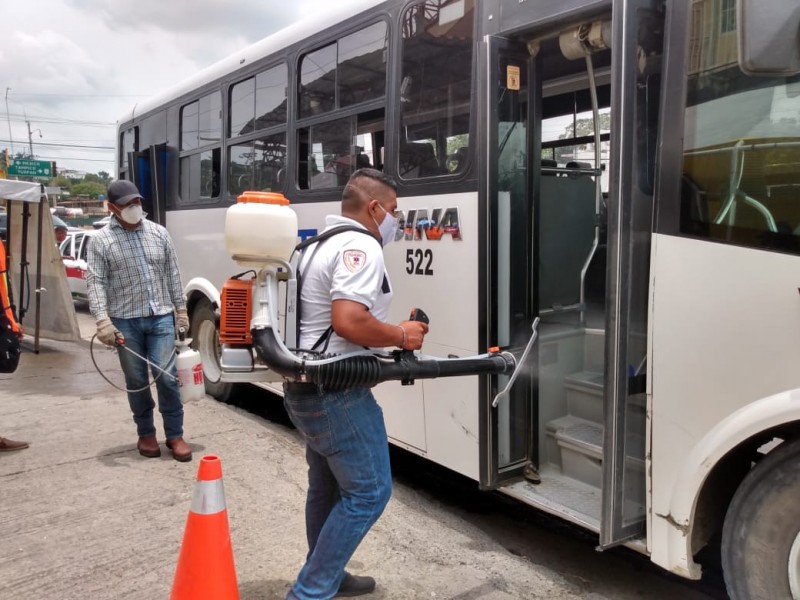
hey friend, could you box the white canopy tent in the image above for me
[1,179,81,350]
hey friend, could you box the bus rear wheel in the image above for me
[721,436,800,600]
[190,298,241,403]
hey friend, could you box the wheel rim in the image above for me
[197,318,223,383]
[789,529,800,599]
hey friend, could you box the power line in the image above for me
[1,112,116,127]
[4,119,114,129]
[8,93,148,98]
[0,138,113,150]
[43,138,115,144]
[33,156,115,164]
[4,110,116,123]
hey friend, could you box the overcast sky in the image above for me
[1,0,367,176]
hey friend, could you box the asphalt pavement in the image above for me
[0,307,721,600]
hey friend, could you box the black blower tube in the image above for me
[252,328,515,390]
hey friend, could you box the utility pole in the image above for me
[26,120,41,158]
[4,87,13,155]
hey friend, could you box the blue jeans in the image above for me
[283,386,392,600]
[113,314,183,440]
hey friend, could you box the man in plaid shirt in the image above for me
[87,180,192,462]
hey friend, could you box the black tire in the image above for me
[721,436,800,600]
[190,298,242,403]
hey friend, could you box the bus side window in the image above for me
[298,109,384,190]
[679,6,800,253]
[179,92,221,204]
[399,0,473,180]
[301,117,354,190]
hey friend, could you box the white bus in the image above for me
[116,1,800,598]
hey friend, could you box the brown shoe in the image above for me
[137,435,161,458]
[165,437,192,462]
[0,436,29,451]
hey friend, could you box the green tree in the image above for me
[446,134,469,155]
[96,171,112,186]
[51,175,71,190]
[553,114,612,164]
[70,181,106,199]
[559,113,611,139]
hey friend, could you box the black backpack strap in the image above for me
[294,225,377,352]
[309,325,335,353]
[295,225,376,251]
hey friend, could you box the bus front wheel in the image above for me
[190,298,241,403]
[721,436,800,600]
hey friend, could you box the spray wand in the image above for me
[114,338,178,382]
[492,317,540,407]
[89,326,204,402]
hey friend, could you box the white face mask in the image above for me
[374,204,399,247]
[119,204,143,225]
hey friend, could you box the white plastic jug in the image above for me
[175,339,205,403]
[225,191,298,266]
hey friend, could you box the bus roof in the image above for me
[118,0,385,124]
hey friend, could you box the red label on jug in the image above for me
[192,363,204,385]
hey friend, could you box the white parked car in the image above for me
[59,229,98,302]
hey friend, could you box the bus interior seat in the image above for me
[680,174,709,234]
[399,141,443,177]
[539,164,596,312]
[541,158,558,174]
[565,161,592,177]
[447,146,469,173]
[356,153,371,169]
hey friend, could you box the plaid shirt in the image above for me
[87,216,186,320]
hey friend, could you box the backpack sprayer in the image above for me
[90,326,205,403]
[215,191,534,400]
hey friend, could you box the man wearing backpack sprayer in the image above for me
[86,180,192,462]
[284,168,428,599]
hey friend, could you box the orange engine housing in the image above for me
[220,278,254,345]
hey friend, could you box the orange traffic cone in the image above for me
[170,455,239,600]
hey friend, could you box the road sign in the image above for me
[8,159,54,178]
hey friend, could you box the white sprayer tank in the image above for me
[225,191,298,266]
[175,339,205,403]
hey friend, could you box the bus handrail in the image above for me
[539,302,585,316]
[541,166,601,177]
[580,52,603,327]
[712,139,778,233]
[684,140,800,156]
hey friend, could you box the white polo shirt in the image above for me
[298,215,393,354]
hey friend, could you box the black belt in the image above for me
[284,381,320,394]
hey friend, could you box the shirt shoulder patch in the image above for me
[342,249,367,273]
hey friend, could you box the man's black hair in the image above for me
[349,168,397,192]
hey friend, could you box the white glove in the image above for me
[96,318,122,346]
[175,308,190,334]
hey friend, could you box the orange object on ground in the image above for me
[170,455,239,600]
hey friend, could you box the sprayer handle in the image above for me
[409,308,430,325]
[177,327,187,342]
